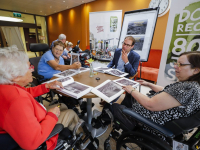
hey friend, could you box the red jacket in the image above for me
[0,84,58,150]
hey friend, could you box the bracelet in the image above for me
[130,88,135,95]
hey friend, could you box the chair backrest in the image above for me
[29,43,49,57]
[164,110,200,136]
[29,56,41,76]
[0,134,20,150]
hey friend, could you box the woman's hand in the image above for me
[72,62,81,69]
[62,55,68,59]
[122,85,135,94]
[136,80,149,86]
[45,80,63,90]
[48,106,60,117]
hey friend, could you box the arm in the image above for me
[124,51,140,76]
[107,59,114,68]
[3,98,58,149]
[47,60,81,71]
[122,85,181,111]
[25,81,64,98]
[137,80,164,92]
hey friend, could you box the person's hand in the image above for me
[62,55,68,59]
[48,106,60,117]
[45,80,63,90]
[122,85,134,94]
[72,62,81,69]
[121,50,129,64]
[136,80,149,86]
[67,53,71,58]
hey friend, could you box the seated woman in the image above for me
[38,41,81,80]
[62,41,72,65]
[108,51,200,131]
[0,47,81,150]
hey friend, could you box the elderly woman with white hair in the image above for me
[0,47,81,150]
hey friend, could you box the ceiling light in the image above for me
[63,1,65,2]
[50,6,52,8]
[82,1,84,2]
[40,11,42,12]
[0,16,23,22]
[25,10,26,12]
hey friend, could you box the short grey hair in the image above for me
[58,34,66,40]
[0,46,29,84]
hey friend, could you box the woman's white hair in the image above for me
[58,34,66,40]
[0,45,29,84]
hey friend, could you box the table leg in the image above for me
[83,98,108,138]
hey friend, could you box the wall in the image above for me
[47,0,169,51]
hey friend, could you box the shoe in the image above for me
[99,100,107,107]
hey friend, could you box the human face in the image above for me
[122,38,134,53]
[174,55,196,81]
[60,39,66,44]
[52,45,64,59]
[13,62,34,87]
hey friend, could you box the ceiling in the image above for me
[0,0,96,16]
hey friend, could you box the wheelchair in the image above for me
[0,119,99,150]
[92,105,200,150]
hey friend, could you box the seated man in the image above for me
[100,36,140,105]
[50,33,66,50]
[38,41,81,80]
[107,36,140,78]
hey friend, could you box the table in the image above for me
[52,71,120,137]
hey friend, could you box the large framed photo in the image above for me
[118,8,159,62]
[70,53,80,65]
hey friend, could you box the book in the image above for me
[91,78,139,103]
[46,76,93,99]
[93,67,129,77]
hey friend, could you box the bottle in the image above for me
[90,63,94,77]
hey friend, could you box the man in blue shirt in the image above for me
[49,34,66,50]
[38,41,81,80]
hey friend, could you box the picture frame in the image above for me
[118,8,159,62]
[70,53,80,65]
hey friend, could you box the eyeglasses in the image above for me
[55,47,63,51]
[173,62,192,68]
[29,65,34,70]
[122,42,132,47]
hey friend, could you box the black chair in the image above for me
[29,43,49,57]
[99,107,200,150]
[0,124,64,150]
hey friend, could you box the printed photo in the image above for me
[57,70,77,77]
[115,78,136,86]
[57,77,71,83]
[97,81,121,97]
[132,36,145,51]
[109,69,125,76]
[63,82,88,94]
[127,20,148,35]
[70,53,80,65]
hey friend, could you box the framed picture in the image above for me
[70,53,80,65]
[118,8,159,62]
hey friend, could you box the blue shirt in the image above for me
[38,50,64,80]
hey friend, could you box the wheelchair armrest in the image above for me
[122,108,175,138]
[46,124,64,141]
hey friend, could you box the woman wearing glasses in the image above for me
[38,41,81,80]
[109,51,200,131]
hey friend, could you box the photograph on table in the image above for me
[94,67,128,77]
[70,53,80,65]
[113,78,139,87]
[53,69,78,78]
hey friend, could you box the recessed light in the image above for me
[40,11,42,12]
[63,1,65,2]
[82,1,84,2]
[50,6,52,8]
[45,14,46,15]
[54,11,56,12]
[25,10,26,12]
[66,6,68,8]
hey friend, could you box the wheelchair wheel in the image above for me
[116,131,171,150]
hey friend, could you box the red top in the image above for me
[0,84,58,150]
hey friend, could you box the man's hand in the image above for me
[121,50,129,64]
[45,80,63,90]
[71,62,81,69]
[62,55,68,59]
[48,106,60,117]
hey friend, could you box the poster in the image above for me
[118,8,159,62]
[89,10,122,54]
[157,0,200,86]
